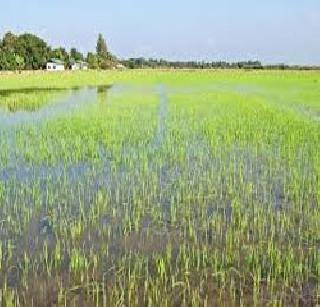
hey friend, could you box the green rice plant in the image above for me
[0,90,66,112]
[0,70,319,306]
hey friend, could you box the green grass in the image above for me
[0,90,69,112]
[0,70,319,306]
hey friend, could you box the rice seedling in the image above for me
[0,70,319,306]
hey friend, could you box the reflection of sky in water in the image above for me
[0,83,268,130]
[0,88,99,128]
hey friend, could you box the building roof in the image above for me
[70,59,88,65]
[48,58,65,65]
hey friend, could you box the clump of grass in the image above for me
[0,90,67,112]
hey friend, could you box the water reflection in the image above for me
[0,85,112,127]
[0,87,79,96]
[97,85,111,104]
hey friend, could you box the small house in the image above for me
[115,63,126,70]
[46,59,65,71]
[70,60,88,71]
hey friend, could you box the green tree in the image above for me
[0,31,118,71]
[95,34,116,69]
[50,47,68,61]
[15,54,25,71]
[1,32,18,52]
[0,50,14,70]
[96,34,108,58]
[15,33,50,69]
[0,32,18,70]
[70,48,84,61]
[87,52,98,69]
[99,58,113,69]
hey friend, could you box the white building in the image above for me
[116,63,126,70]
[71,61,88,71]
[46,59,65,71]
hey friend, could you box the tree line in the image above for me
[121,58,320,70]
[0,32,116,71]
[1,31,318,71]
[121,58,264,70]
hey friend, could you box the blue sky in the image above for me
[1,0,320,64]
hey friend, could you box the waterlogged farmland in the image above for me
[0,71,319,306]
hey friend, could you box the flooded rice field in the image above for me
[0,71,319,306]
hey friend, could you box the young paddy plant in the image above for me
[0,90,67,112]
[0,70,319,306]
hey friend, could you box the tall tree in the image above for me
[96,34,108,58]
[96,34,113,69]
[70,48,84,61]
[1,32,18,52]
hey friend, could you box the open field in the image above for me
[0,70,319,306]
